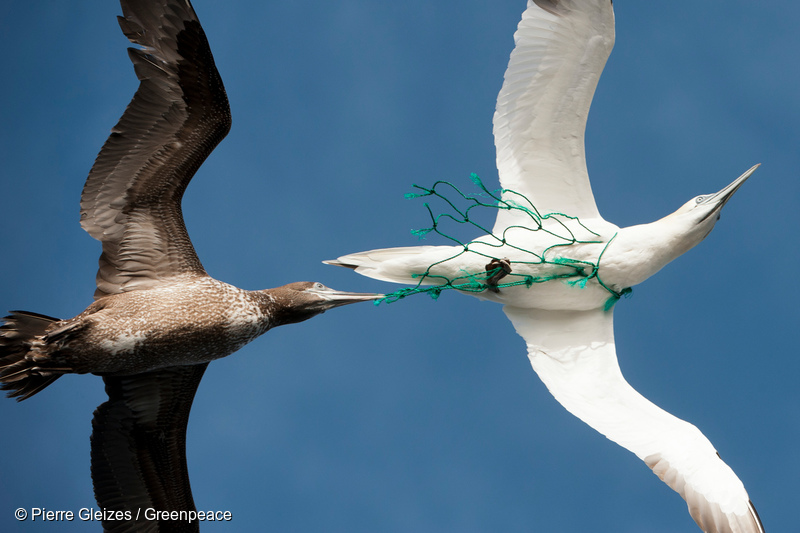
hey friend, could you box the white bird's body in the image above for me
[327,1,765,532]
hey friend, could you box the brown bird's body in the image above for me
[0,0,378,531]
[3,279,355,382]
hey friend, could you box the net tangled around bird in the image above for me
[378,174,631,309]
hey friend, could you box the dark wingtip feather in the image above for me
[748,500,766,533]
[533,0,568,16]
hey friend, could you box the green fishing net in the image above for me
[378,174,631,310]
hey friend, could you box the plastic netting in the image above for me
[379,174,631,310]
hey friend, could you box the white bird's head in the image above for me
[608,164,759,290]
[664,164,759,250]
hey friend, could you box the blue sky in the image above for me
[1,1,798,531]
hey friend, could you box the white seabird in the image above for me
[326,1,765,532]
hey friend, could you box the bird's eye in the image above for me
[313,282,325,290]
[695,196,705,205]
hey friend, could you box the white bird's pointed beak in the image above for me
[702,164,760,209]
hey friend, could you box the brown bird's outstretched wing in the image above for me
[90,363,208,533]
[80,0,231,299]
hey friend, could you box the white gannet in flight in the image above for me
[326,1,765,532]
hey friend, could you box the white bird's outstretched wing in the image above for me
[503,306,764,533]
[493,0,614,231]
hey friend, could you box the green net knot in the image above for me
[378,175,632,307]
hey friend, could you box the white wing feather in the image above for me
[503,306,764,533]
[493,0,614,230]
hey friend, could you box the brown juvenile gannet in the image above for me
[0,0,380,531]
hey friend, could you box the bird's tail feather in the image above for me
[324,245,455,285]
[0,311,64,401]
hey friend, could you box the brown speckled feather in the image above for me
[80,0,231,299]
[91,364,207,533]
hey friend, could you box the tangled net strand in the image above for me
[379,174,631,309]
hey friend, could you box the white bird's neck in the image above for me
[599,214,712,291]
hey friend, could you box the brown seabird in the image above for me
[0,0,380,531]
